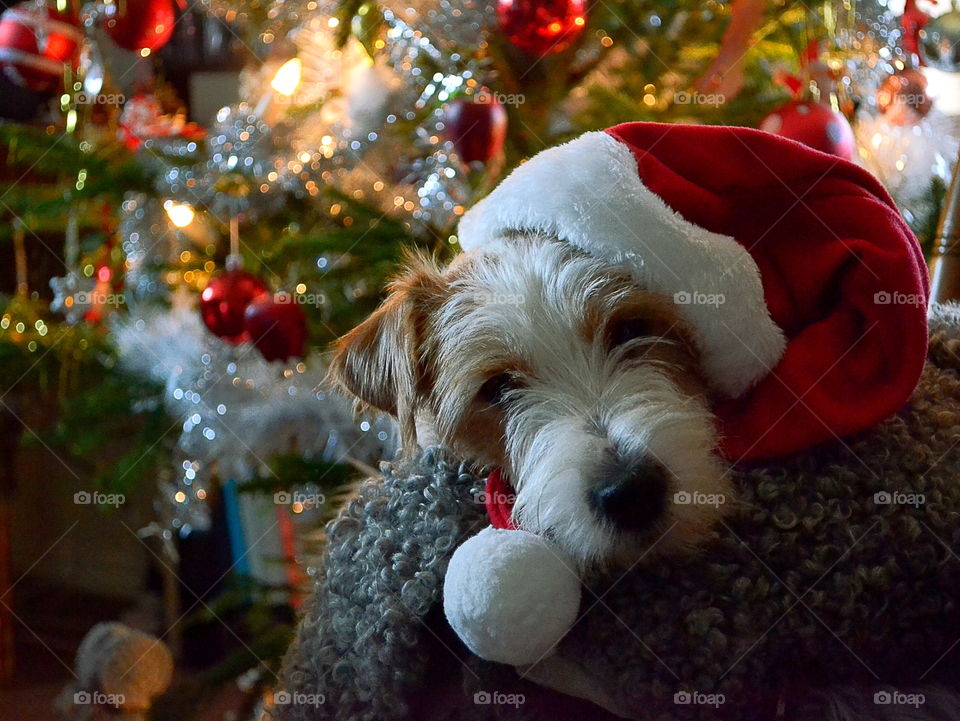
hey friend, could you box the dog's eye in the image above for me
[608,318,654,348]
[477,373,520,406]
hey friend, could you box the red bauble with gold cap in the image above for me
[200,269,268,343]
[103,0,175,53]
[243,293,308,363]
[495,0,586,56]
[0,0,81,94]
[443,94,508,165]
[759,99,855,161]
[876,69,932,125]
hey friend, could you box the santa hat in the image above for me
[458,122,929,462]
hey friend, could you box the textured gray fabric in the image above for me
[275,304,960,721]
[273,449,489,721]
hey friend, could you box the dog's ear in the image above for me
[329,253,445,447]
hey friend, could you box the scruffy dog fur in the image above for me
[331,236,732,566]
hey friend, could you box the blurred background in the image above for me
[0,0,958,718]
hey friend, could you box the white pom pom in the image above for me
[443,526,582,666]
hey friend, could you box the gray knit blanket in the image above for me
[274,304,960,721]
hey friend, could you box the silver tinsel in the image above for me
[377,4,491,228]
[150,104,287,222]
[405,108,472,227]
[268,17,406,195]
[172,0,499,229]
[114,307,396,534]
[137,135,204,179]
[118,193,181,303]
[208,104,277,181]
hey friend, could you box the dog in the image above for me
[329,124,930,571]
[330,234,733,567]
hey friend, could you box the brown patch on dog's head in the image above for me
[328,250,446,448]
[597,290,710,400]
[577,275,710,401]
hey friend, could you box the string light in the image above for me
[271,58,303,96]
[163,200,196,228]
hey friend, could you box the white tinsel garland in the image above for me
[114,306,396,533]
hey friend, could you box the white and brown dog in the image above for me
[328,130,796,569]
[329,123,930,572]
[331,236,731,566]
[328,125,928,669]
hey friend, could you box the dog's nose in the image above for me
[590,460,669,532]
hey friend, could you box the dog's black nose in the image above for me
[590,460,669,532]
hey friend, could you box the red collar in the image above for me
[484,468,516,530]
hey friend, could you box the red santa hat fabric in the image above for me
[458,122,928,462]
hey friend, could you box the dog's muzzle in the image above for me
[588,455,669,533]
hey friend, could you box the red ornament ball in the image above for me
[103,0,175,53]
[876,69,932,126]
[496,0,586,56]
[443,95,508,165]
[243,293,308,363]
[759,100,855,161]
[200,270,268,343]
[0,1,81,94]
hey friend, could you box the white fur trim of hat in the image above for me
[457,130,786,399]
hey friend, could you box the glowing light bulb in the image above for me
[164,200,195,228]
[271,58,302,96]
